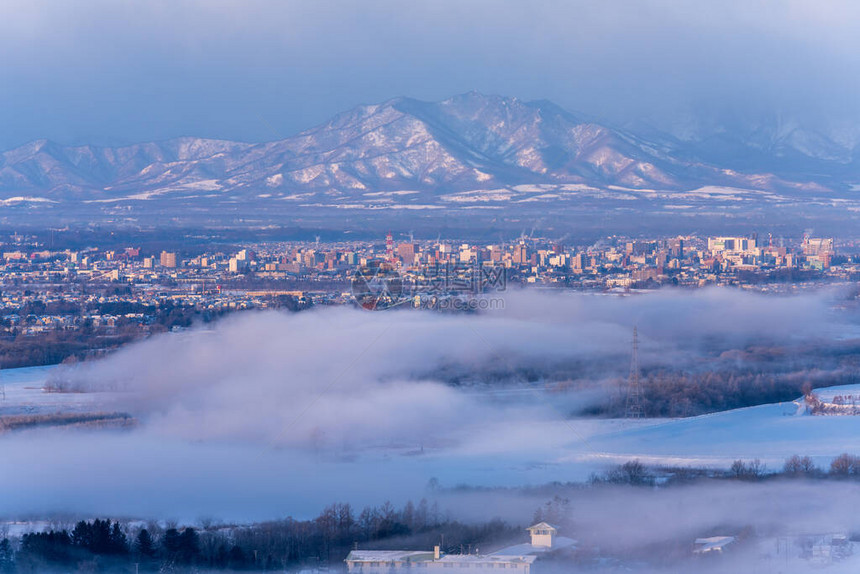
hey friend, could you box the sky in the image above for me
[0,0,859,150]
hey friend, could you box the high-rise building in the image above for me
[571,252,586,273]
[397,242,416,264]
[802,237,834,256]
[228,257,245,273]
[668,238,684,258]
[513,244,528,264]
[708,237,757,255]
[626,241,655,256]
[160,251,178,268]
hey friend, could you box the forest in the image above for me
[2,500,519,573]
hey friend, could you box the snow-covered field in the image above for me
[0,365,119,416]
[580,385,860,469]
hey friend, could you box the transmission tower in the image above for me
[625,326,643,418]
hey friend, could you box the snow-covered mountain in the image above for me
[633,108,860,178]
[1,92,842,206]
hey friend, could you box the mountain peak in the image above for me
[0,93,843,210]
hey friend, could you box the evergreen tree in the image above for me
[110,521,129,555]
[163,528,182,560]
[0,539,13,573]
[228,545,247,570]
[135,528,156,558]
[178,527,200,565]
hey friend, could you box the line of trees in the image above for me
[589,453,860,486]
[0,291,315,370]
[2,500,520,573]
[591,367,860,419]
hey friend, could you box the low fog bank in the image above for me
[436,480,860,573]
[44,287,860,447]
[2,287,860,525]
[448,480,860,547]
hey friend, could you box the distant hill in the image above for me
[0,92,857,230]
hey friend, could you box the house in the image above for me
[525,523,554,548]
[490,522,576,556]
[345,524,574,574]
[345,550,437,574]
[693,536,735,554]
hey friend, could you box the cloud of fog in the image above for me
[3,287,859,523]
[448,479,860,543]
[40,287,853,450]
[445,480,860,573]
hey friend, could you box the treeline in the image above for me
[0,412,133,432]
[1,500,519,573]
[589,368,860,418]
[0,300,254,369]
[0,330,107,368]
[589,453,860,487]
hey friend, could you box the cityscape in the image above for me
[0,230,856,369]
[3,1,860,573]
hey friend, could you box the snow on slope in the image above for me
[582,384,860,469]
[0,365,117,415]
[0,93,834,207]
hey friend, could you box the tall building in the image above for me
[513,244,528,264]
[708,237,757,255]
[667,237,684,258]
[160,251,178,268]
[802,237,834,256]
[571,252,586,273]
[397,242,416,264]
[625,241,655,256]
[228,257,246,273]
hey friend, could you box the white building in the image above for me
[707,237,758,256]
[525,523,555,549]
[492,522,575,557]
[346,547,536,574]
[345,523,574,574]
[693,536,735,554]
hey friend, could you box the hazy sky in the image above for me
[0,0,858,150]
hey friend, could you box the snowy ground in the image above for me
[579,386,860,470]
[0,365,119,416]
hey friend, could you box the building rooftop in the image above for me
[346,550,434,563]
[490,537,576,557]
[693,536,735,554]
[436,555,537,565]
[526,522,557,532]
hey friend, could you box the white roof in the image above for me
[491,537,576,556]
[527,522,558,531]
[346,550,433,562]
[693,536,735,553]
[437,555,537,565]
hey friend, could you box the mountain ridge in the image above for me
[0,93,853,211]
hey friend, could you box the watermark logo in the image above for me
[351,263,406,310]
[351,261,508,311]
